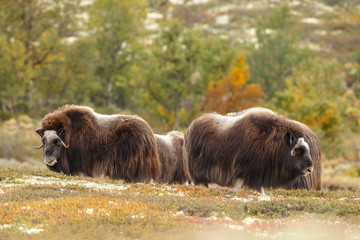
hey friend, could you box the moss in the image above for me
[1,169,360,239]
[0,168,70,181]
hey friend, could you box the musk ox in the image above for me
[184,107,322,192]
[35,105,161,183]
[155,131,191,184]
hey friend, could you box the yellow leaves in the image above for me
[230,55,249,86]
[306,107,341,135]
[343,90,360,127]
[152,105,175,130]
[203,55,263,114]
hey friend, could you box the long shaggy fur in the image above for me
[39,105,161,182]
[184,107,322,191]
[155,131,191,184]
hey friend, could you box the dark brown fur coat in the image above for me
[155,131,190,184]
[39,105,161,182]
[184,107,322,191]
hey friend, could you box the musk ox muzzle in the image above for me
[44,157,57,166]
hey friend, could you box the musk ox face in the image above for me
[285,133,313,177]
[35,128,69,167]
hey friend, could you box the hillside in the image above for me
[148,0,360,64]
[1,168,360,239]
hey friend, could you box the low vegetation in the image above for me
[1,168,360,239]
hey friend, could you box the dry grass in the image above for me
[0,116,43,169]
[1,168,360,240]
[322,158,360,191]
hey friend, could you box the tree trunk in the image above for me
[106,79,113,106]
[174,106,180,129]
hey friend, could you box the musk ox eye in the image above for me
[295,148,305,156]
[53,139,60,145]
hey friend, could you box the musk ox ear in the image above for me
[285,132,296,146]
[36,129,44,137]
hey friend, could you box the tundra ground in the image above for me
[0,168,359,240]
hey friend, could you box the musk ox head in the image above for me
[247,111,314,185]
[35,128,69,167]
[285,133,313,177]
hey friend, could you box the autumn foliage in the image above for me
[203,55,263,114]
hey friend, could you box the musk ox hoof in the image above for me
[45,158,57,166]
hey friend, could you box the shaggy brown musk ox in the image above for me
[155,131,191,184]
[35,105,161,183]
[184,107,322,191]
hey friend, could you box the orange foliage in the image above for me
[203,55,263,114]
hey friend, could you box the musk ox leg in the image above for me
[260,187,265,195]
[233,178,244,192]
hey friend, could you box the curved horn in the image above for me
[61,140,69,149]
[290,148,296,157]
[33,144,43,149]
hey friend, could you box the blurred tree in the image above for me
[203,55,263,114]
[352,51,360,98]
[270,57,345,157]
[36,39,98,113]
[0,36,33,119]
[0,0,83,115]
[199,36,236,93]
[88,0,147,107]
[140,20,234,130]
[247,5,313,100]
[143,20,201,129]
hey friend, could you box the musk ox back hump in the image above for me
[184,107,322,191]
[155,131,190,184]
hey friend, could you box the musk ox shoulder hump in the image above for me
[91,111,122,128]
[226,107,275,117]
[156,130,183,143]
[155,133,173,145]
[209,107,276,131]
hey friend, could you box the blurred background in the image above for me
[0,0,359,190]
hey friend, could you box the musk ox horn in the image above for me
[33,144,43,149]
[61,140,69,149]
[290,149,296,157]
